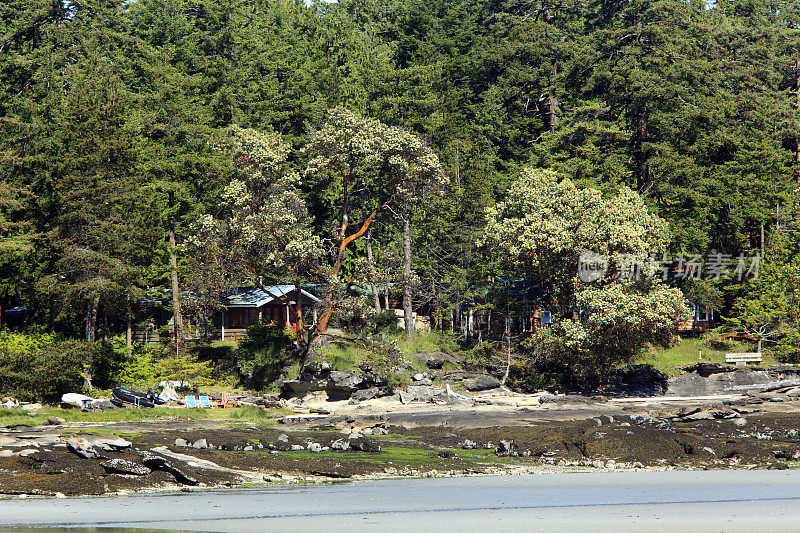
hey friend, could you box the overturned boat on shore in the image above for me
[112,387,164,408]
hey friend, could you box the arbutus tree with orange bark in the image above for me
[187,125,324,357]
[302,107,447,351]
[190,110,445,371]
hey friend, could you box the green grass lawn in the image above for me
[0,405,292,428]
[318,331,456,373]
[638,336,776,376]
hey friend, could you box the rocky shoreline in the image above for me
[2,388,800,498]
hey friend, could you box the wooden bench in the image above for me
[725,352,763,366]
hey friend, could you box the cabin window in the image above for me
[697,307,713,322]
[541,311,552,325]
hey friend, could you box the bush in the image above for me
[370,310,403,335]
[777,330,800,363]
[231,322,294,389]
[0,340,86,402]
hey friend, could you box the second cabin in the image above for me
[214,285,320,341]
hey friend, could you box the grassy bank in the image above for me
[309,331,458,373]
[639,337,775,376]
[0,405,292,428]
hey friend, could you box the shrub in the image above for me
[777,329,800,363]
[231,323,294,389]
[0,340,86,402]
[370,310,403,335]
[0,330,59,356]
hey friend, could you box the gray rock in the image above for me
[174,438,189,447]
[399,391,415,404]
[80,434,132,450]
[306,442,322,453]
[326,371,364,399]
[290,445,304,451]
[371,427,388,435]
[406,385,444,402]
[347,436,381,453]
[461,439,477,449]
[412,373,428,381]
[496,440,518,457]
[667,369,774,396]
[44,416,65,426]
[438,450,458,459]
[192,439,209,449]
[99,459,150,476]
[277,434,289,442]
[608,365,669,396]
[463,376,502,392]
[331,439,350,451]
[282,378,326,394]
[414,378,433,386]
[351,388,378,402]
[679,362,737,377]
[140,452,198,485]
[65,437,105,459]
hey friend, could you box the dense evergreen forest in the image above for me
[2,0,800,388]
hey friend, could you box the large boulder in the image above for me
[405,385,444,403]
[326,371,364,399]
[281,362,333,395]
[463,376,502,392]
[99,459,151,476]
[140,452,198,485]
[351,386,394,402]
[411,351,461,370]
[65,436,105,459]
[608,364,669,396]
[667,368,774,396]
[680,362,737,377]
[347,435,381,453]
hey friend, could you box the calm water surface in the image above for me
[1,471,800,532]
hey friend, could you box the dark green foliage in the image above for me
[2,0,800,390]
[234,324,294,389]
[0,340,86,402]
[194,323,294,390]
[370,310,403,335]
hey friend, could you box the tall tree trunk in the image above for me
[402,200,415,338]
[126,293,132,349]
[294,283,304,351]
[501,315,511,386]
[84,292,100,389]
[633,102,648,191]
[366,228,381,312]
[795,60,800,183]
[85,293,99,342]
[169,191,183,357]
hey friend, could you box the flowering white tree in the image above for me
[191,108,446,366]
[303,106,446,339]
[484,168,690,387]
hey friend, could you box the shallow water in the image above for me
[2,471,800,532]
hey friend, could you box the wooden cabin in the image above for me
[213,285,320,341]
[678,303,717,333]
